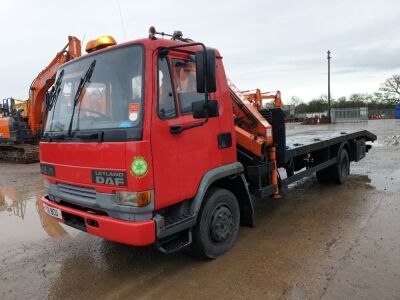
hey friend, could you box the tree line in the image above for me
[289,74,400,113]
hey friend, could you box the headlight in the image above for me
[116,191,151,207]
[43,178,50,192]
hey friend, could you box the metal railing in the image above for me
[330,107,368,123]
[368,108,395,119]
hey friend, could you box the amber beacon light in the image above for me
[86,36,117,53]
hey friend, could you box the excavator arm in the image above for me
[28,36,81,137]
[0,36,81,163]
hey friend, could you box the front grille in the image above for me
[57,183,96,200]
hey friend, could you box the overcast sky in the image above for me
[1,0,399,103]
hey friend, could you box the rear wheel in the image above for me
[316,168,332,183]
[192,188,240,259]
[333,149,350,184]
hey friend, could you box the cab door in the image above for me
[150,51,222,210]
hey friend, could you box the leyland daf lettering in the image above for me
[91,170,127,186]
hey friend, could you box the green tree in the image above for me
[333,96,346,108]
[379,74,400,104]
[295,102,308,114]
[308,94,328,112]
[289,96,302,107]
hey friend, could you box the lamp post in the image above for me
[327,50,331,123]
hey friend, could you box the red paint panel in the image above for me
[40,142,126,168]
[41,141,154,193]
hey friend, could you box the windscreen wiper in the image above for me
[44,132,66,142]
[67,60,96,137]
[74,131,104,142]
[46,69,65,112]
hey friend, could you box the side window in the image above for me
[158,57,177,119]
[172,59,204,114]
[131,76,142,101]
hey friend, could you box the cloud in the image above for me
[0,0,400,101]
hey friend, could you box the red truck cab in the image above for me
[40,32,252,258]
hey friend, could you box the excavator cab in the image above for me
[1,98,27,120]
[0,98,33,143]
[1,98,14,117]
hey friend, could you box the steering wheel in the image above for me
[78,108,108,119]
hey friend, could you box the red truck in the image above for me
[40,28,376,258]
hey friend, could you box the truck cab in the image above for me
[40,32,250,258]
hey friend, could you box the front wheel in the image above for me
[192,188,240,259]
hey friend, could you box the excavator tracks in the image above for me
[0,144,39,163]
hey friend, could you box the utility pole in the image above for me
[327,50,331,123]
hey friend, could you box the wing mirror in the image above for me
[195,49,216,93]
[192,99,219,119]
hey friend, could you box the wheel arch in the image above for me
[191,162,254,227]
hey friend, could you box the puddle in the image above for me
[365,169,400,192]
[0,185,73,250]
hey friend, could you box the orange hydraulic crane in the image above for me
[242,88,282,110]
[0,36,81,162]
[228,81,280,197]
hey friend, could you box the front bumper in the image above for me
[41,196,156,246]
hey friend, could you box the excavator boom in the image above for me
[28,36,81,136]
[0,36,81,163]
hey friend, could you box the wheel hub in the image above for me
[210,205,234,243]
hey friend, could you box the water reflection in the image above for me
[36,197,68,238]
[0,187,27,219]
[0,185,68,242]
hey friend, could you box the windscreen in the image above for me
[44,45,144,134]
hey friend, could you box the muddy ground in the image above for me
[0,119,399,300]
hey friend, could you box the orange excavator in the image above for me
[0,36,81,162]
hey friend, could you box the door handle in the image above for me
[170,125,183,135]
[169,119,208,135]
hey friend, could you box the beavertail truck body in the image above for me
[40,31,376,258]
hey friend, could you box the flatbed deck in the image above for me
[239,125,377,198]
[285,129,377,161]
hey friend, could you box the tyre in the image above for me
[192,188,240,259]
[316,168,332,183]
[332,149,350,184]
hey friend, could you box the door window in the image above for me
[172,59,204,114]
[158,57,177,119]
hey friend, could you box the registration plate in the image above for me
[43,203,62,220]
